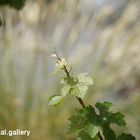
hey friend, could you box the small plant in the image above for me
[49,52,135,140]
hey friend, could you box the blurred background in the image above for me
[0,0,140,139]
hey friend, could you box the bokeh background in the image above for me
[0,0,140,139]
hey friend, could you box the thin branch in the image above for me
[76,96,85,108]
[63,65,70,78]
[62,61,85,108]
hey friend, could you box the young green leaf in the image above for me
[108,112,126,127]
[95,102,126,127]
[70,73,93,99]
[61,85,71,96]
[71,84,88,99]
[117,133,136,140]
[68,114,86,134]
[77,73,94,86]
[60,76,77,85]
[95,102,113,115]
[84,105,98,125]
[68,106,99,139]
[103,124,116,140]
[85,123,99,138]
[49,95,64,106]
[77,130,99,140]
[67,108,88,134]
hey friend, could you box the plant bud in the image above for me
[51,53,57,58]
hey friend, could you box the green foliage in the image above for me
[68,102,135,140]
[49,73,93,104]
[71,73,94,98]
[0,0,26,10]
[95,102,126,126]
[48,95,64,106]
[49,52,136,140]
[77,130,99,140]
[117,133,136,140]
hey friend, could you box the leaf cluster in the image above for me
[68,102,136,140]
[49,73,93,106]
